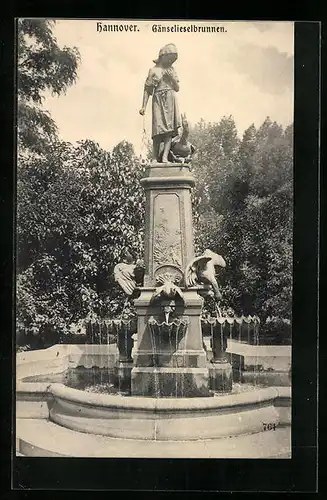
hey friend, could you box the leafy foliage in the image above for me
[190,116,293,321]
[17,19,80,154]
[17,140,145,341]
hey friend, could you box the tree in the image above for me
[16,19,81,345]
[17,19,80,154]
[190,116,240,215]
[190,116,240,257]
[190,116,293,321]
[17,140,83,343]
[16,139,145,343]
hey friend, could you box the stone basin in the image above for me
[48,382,290,441]
[16,344,291,442]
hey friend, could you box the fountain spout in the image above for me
[162,301,176,324]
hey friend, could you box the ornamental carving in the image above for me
[153,194,182,269]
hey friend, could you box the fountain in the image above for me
[16,43,291,457]
[16,155,291,449]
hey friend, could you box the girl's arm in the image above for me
[140,68,155,115]
[139,88,150,115]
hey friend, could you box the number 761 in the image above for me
[263,422,276,431]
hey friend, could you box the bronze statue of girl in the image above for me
[139,43,181,163]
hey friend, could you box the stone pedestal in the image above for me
[140,163,195,286]
[112,320,135,394]
[209,362,233,392]
[201,318,233,393]
[116,322,134,363]
[114,361,133,394]
[131,288,209,397]
[131,163,209,397]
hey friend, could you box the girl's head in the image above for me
[160,53,177,67]
[153,44,178,67]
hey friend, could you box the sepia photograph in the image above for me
[15,19,294,460]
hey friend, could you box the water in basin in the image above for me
[22,367,261,396]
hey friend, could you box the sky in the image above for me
[43,20,294,156]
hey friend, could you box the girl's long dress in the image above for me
[144,66,181,139]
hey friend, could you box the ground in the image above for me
[17,419,291,458]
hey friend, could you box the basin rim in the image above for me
[47,382,290,412]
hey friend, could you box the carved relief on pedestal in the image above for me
[152,193,183,271]
[154,265,184,287]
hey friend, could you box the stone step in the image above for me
[16,419,291,459]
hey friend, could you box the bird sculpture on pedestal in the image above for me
[113,251,145,296]
[167,113,196,164]
[185,249,226,302]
